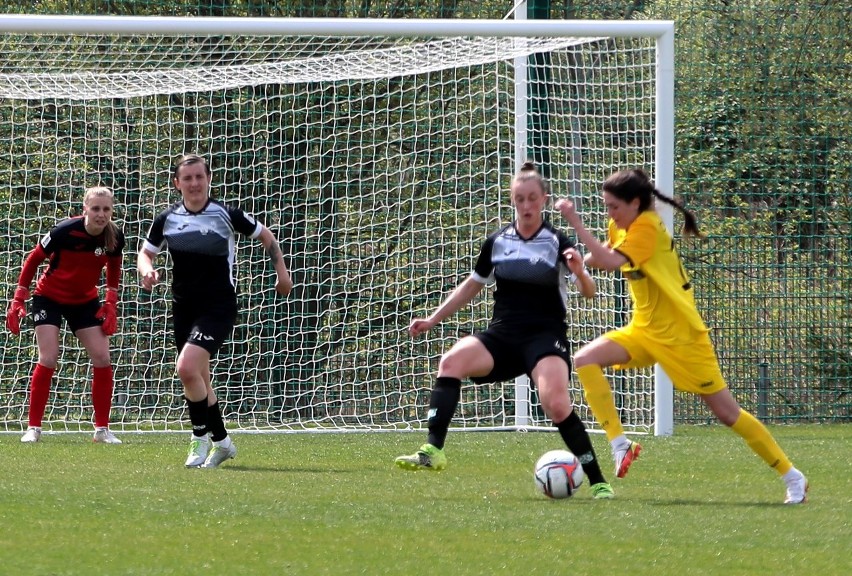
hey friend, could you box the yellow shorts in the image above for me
[603,326,727,395]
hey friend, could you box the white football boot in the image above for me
[783,469,809,504]
[21,426,42,443]
[202,437,237,468]
[185,435,210,468]
[93,427,123,444]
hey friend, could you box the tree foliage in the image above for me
[0,0,849,422]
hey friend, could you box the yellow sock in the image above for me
[575,364,624,441]
[730,409,793,475]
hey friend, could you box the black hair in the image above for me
[603,168,703,237]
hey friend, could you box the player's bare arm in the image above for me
[564,247,596,298]
[136,248,160,291]
[555,198,627,271]
[258,226,293,296]
[409,275,485,337]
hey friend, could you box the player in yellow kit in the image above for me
[556,168,808,504]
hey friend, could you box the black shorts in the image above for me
[31,294,102,333]
[173,298,238,356]
[471,323,571,385]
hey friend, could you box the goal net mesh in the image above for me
[0,27,658,433]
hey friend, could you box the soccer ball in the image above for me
[534,449,585,499]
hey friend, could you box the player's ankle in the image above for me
[610,434,630,451]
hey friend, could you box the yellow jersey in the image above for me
[608,210,708,343]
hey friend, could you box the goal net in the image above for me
[0,16,673,435]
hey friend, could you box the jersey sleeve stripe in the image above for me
[613,248,634,267]
[141,239,161,254]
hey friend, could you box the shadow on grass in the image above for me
[649,498,782,508]
[512,495,785,507]
[215,464,365,474]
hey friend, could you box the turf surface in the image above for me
[0,425,848,575]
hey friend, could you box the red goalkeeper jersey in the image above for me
[26,217,125,305]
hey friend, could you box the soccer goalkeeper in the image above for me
[6,186,124,444]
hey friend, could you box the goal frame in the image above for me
[0,14,675,436]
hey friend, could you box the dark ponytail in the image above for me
[603,168,703,238]
[650,189,703,238]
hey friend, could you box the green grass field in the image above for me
[1,425,849,576]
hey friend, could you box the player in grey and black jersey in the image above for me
[138,154,293,469]
[395,161,616,499]
[473,219,577,332]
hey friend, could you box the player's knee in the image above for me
[176,362,202,385]
[539,389,572,422]
[438,348,487,378]
[573,339,608,367]
[716,407,741,427]
[89,352,111,367]
[37,352,60,368]
[573,349,594,368]
[37,357,59,370]
[437,352,463,376]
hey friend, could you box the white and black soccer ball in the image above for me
[534,449,585,499]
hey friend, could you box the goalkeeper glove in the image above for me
[5,286,29,335]
[97,290,119,336]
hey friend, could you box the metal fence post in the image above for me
[757,362,770,421]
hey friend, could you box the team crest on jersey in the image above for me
[94,247,104,256]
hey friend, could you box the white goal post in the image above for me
[0,15,674,436]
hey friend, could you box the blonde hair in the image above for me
[84,186,120,252]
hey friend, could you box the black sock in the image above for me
[426,377,461,449]
[555,410,607,485]
[207,401,227,442]
[186,396,209,438]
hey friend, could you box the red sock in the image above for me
[28,363,55,427]
[91,365,114,428]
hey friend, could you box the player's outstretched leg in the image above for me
[92,427,122,444]
[395,377,457,472]
[395,443,447,471]
[728,408,808,504]
[202,436,237,468]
